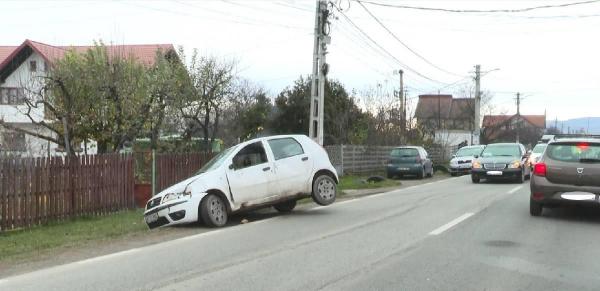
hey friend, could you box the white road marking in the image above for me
[429,212,475,236]
[508,185,523,194]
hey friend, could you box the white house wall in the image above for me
[0,52,46,123]
[434,130,474,146]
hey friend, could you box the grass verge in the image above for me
[0,209,147,262]
[338,175,402,190]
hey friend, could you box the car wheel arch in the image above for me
[313,169,338,184]
[200,189,232,214]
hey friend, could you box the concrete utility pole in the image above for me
[473,65,481,145]
[394,69,405,142]
[516,92,521,143]
[308,0,331,145]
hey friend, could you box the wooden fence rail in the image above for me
[156,152,213,193]
[0,154,134,232]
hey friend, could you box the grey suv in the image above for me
[530,135,600,216]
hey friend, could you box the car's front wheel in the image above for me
[471,175,480,183]
[274,199,297,213]
[199,194,228,227]
[516,170,525,184]
[312,174,336,206]
[530,199,543,216]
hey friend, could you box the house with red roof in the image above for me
[414,94,477,146]
[481,114,546,147]
[0,39,176,156]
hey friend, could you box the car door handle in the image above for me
[262,167,271,171]
[302,157,309,161]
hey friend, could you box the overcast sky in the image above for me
[3,0,600,120]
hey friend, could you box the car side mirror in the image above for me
[228,163,234,170]
[452,154,456,158]
[474,155,479,159]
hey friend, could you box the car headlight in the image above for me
[162,190,192,204]
[509,161,521,168]
[472,161,482,169]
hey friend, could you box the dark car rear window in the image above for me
[546,143,600,163]
[391,148,419,157]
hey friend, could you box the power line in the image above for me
[331,3,449,85]
[356,0,600,13]
[356,1,464,77]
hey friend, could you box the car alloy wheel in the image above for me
[200,194,228,227]
[312,175,336,206]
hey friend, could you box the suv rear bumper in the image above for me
[530,175,600,206]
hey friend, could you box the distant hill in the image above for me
[547,117,600,134]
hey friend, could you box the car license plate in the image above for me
[487,171,503,176]
[398,168,409,171]
[145,213,159,224]
[561,192,596,201]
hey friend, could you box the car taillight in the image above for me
[533,162,547,177]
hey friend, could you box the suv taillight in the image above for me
[533,162,547,177]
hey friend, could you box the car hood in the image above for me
[153,170,217,198]
[476,156,520,164]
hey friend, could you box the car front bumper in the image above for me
[471,168,522,179]
[449,165,472,174]
[144,195,202,229]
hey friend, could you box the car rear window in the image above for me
[391,148,418,157]
[546,142,600,163]
[268,138,304,160]
[481,145,521,157]
[532,144,547,154]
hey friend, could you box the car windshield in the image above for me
[546,143,600,163]
[196,145,237,174]
[481,145,521,157]
[455,147,483,157]
[532,144,547,154]
[391,148,418,157]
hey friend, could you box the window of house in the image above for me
[1,131,26,152]
[30,61,37,72]
[232,142,268,170]
[44,61,49,72]
[268,138,304,160]
[0,88,25,105]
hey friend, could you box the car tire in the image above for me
[451,172,457,177]
[471,175,480,183]
[312,174,337,206]
[427,167,433,178]
[387,172,394,179]
[530,199,543,216]
[417,167,425,179]
[274,199,297,213]
[199,194,228,227]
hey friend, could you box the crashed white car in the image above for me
[144,135,338,228]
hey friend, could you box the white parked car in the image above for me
[449,145,486,176]
[144,135,338,228]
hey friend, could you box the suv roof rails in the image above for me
[551,134,600,140]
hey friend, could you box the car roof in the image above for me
[486,143,520,146]
[393,146,421,149]
[549,137,600,144]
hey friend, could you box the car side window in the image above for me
[232,142,268,170]
[268,138,304,160]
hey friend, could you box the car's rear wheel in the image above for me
[417,167,425,179]
[530,199,543,216]
[274,199,297,213]
[427,167,433,178]
[451,172,457,177]
[312,174,336,206]
[199,194,228,227]
[471,175,480,183]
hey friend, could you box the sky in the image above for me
[3,0,600,120]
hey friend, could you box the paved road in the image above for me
[2,175,600,291]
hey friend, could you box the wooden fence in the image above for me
[156,152,213,193]
[325,144,459,175]
[0,154,134,232]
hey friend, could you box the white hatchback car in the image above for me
[144,135,338,228]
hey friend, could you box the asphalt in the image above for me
[1,175,599,291]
